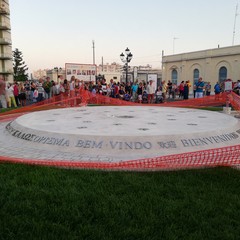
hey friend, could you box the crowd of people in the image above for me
[1,75,240,109]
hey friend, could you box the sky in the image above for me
[9,0,240,74]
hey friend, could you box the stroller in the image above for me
[142,90,148,103]
[123,93,131,101]
[155,90,163,103]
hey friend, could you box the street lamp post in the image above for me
[120,47,133,83]
[54,67,62,83]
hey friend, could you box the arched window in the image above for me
[219,67,227,83]
[193,69,199,85]
[171,69,178,85]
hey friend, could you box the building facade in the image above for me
[162,45,240,92]
[38,63,162,86]
[132,66,162,86]
[96,62,121,84]
[43,63,122,84]
[0,0,12,81]
[32,69,48,80]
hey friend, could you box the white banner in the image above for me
[147,74,157,92]
[65,63,97,82]
[224,80,233,92]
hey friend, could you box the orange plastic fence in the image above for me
[0,145,239,170]
[0,89,231,118]
[0,90,240,170]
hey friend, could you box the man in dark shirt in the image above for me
[167,80,173,98]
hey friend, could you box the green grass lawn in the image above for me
[198,106,224,111]
[0,107,17,113]
[0,164,239,240]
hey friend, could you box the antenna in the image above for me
[232,2,239,45]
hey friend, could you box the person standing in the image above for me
[214,82,221,99]
[193,83,196,98]
[186,80,192,89]
[101,79,107,96]
[167,80,173,98]
[178,81,184,98]
[172,83,177,99]
[125,82,131,95]
[63,79,70,97]
[161,80,168,102]
[69,76,76,106]
[147,80,155,104]
[18,82,26,107]
[0,76,7,109]
[24,80,31,104]
[69,76,75,96]
[195,77,205,98]
[237,80,240,89]
[43,77,52,99]
[113,82,119,98]
[137,82,143,103]
[205,82,211,96]
[109,79,115,98]
[6,83,17,108]
[155,86,163,103]
[131,81,138,102]
[13,81,20,106]
[30,81,36,103]
[237,80,240,95]
[36,79,45,102]
[183,81,189,100]
[51,81,61,100]
[118,85,126,100]
[106,84,111,97]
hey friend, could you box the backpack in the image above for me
[214,84,220,93]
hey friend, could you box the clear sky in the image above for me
[9,0,240,74]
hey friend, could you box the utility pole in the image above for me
[102,56,104,71]
[232,3,239,45]
[92,40,95,65]
[173,37,179,54]
[161,50,164,82]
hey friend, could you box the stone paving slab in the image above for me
[0,106,240,164]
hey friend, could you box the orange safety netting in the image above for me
[0,145,239,170]
[0,89,240,170]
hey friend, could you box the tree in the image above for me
[13,48,29,82]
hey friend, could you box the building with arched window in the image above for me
[162,45,240,93]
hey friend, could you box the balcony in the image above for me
[0,6,10,15]
[1,0,10,4]
[0,53,12,59]
[0,21,10,30]
[0,69,13,75]
[0,38,11,45]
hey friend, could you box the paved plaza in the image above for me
[0,106,240,165]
